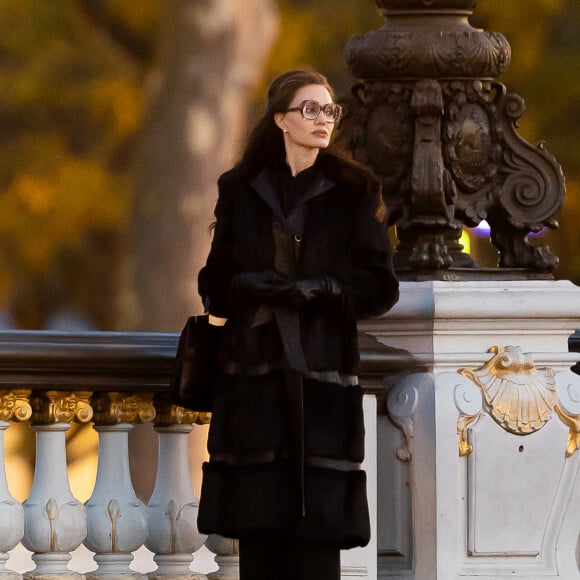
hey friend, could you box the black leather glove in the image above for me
[231,272,342,308]
[285,276,342,307]
[230,271,294,303]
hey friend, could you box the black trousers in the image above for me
[238,532,341,580]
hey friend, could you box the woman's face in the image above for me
[275,83,335,153]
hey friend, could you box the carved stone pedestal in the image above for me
[361,280,580,579]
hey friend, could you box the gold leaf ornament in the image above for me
[459,346,556,435]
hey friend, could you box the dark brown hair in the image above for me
[240,70,335,171]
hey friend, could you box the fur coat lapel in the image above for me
[249,166,336,224]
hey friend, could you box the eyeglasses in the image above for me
[284,99,343,123]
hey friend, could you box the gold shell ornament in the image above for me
[459,346,556,435]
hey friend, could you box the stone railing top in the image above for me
[0,330,178,391]
[0,329,416,393]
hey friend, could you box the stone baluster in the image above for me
[205,536,238,580]
[84,392,156,580]
[0,390,32,580]
[146,402,210,580]
[22,391,93,580]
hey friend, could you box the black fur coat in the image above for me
[197,153,399,548]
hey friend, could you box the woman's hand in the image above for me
[288,276,342,306]
[230,271,293,303]
[231,271,341,308]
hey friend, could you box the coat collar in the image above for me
[250,166,335,222]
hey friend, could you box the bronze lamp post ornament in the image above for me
[345,0,565,279]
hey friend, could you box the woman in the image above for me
[197,70,399,580]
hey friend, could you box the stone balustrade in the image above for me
[0,330,411,580]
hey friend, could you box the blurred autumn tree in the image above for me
[0,0,159,329]
[0,0,577,331]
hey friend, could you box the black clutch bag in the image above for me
[169,315,222,412]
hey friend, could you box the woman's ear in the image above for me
[274,112,286,132]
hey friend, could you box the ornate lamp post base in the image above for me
[345,0,565,276]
